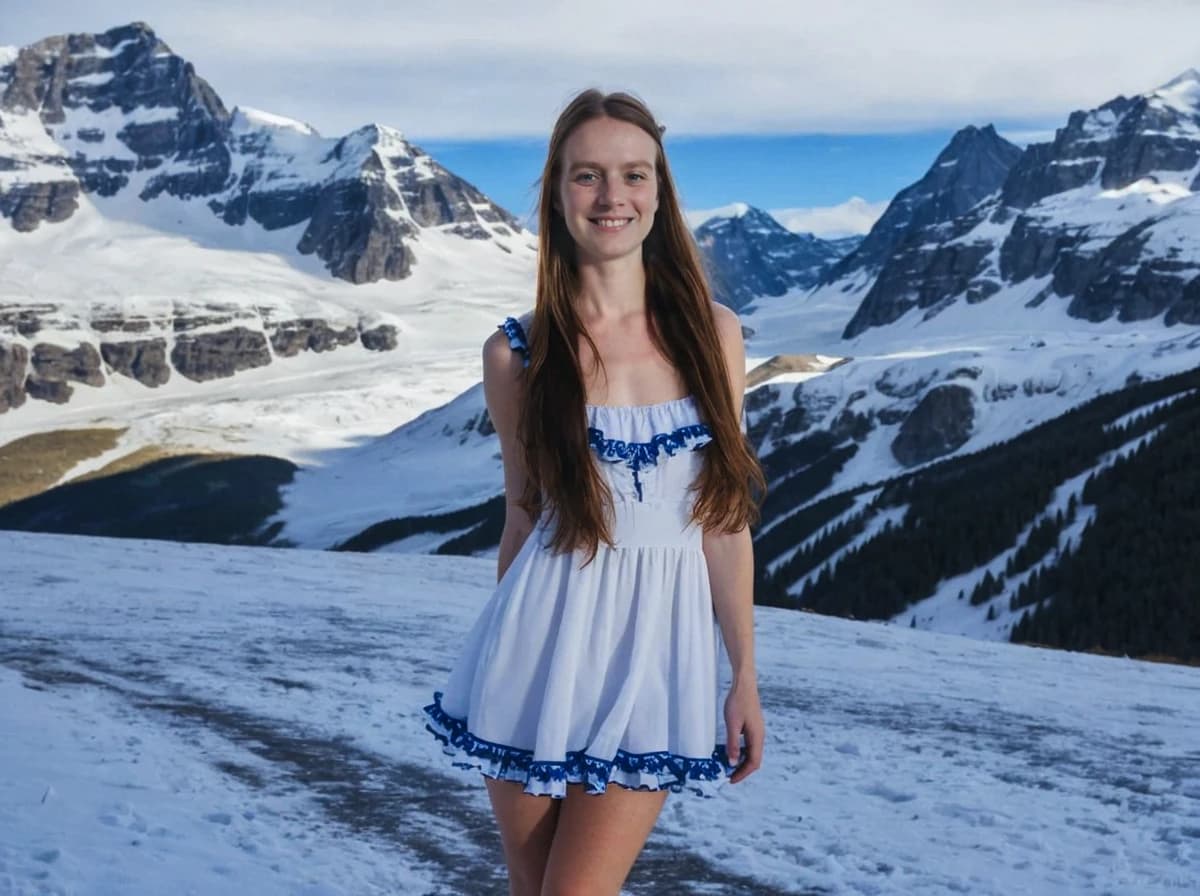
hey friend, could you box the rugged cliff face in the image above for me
[0,22,532,415]
[822,124,1023,290]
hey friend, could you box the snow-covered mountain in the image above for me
[692,202,859,310]
[0,22,535,419]
[828,73,1200,339]
[0,21,520,270]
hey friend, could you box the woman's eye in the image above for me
[628,172,647,182]
[576,173,597,183]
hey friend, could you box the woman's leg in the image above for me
[539,782,669,896]
[485,777,563,896]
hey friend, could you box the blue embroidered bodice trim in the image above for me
[589,422,712,501]
[496,316,712,501]
[498,316,530,368]
[423,690,733,796]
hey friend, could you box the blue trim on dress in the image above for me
[498,316,530,368]
[423,690,734,798]
[588,422,713,501]
[497,315,714,500]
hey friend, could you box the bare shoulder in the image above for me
[482,315,531,441]
[482,325,516,371]
[482,312,530,387]
[710,301,745,359]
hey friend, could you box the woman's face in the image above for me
[555,115,660,265]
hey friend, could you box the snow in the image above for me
[68,71,115,86]
[1149,68,1200,116]
[86,38,138,59]
[687,201,752,227]
[230,105,319,137]
[0,70,536,513]
[0,528,1196,895]
[0,108,70,188]
[0,161,536,469]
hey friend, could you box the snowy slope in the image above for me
[0,528,1197,895]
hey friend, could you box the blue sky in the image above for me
[7,1,1200,235]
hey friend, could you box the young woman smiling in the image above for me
[424,88,766,896]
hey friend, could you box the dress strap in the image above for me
[498,316,531,368]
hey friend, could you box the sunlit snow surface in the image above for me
[0,166,536,465]
[1,529,1197,895]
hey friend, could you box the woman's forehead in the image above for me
[562,117,657,167]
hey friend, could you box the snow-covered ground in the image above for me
[1,529,1197,895]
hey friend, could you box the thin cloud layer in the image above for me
[769,198,890,238]
[685,198,888,237]
[7,0,1200,138]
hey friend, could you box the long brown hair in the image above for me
[518,88,766,564]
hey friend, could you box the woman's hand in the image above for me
[724,679,765,783]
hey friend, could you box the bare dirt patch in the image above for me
[0,427,126,507]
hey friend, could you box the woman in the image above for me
[423,87,766,895]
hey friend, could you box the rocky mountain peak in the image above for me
[822,123,1022,284]
[0,22,527,283]
[696,203,788,238]
[2,21,226,127]
[1002,68,1200,209]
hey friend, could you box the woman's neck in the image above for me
[573,255,647,322]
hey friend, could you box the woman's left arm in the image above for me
[703,302,764,783]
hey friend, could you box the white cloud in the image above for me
[8,0,1200,139]
[770,198,890,238]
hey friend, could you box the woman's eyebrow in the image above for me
[567,160,654,172]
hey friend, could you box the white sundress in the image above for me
[421,314,740,798]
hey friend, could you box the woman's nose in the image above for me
[597,181,626,206]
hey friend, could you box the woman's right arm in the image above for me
[482,327,536,582]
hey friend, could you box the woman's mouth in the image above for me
[590,217,634,232]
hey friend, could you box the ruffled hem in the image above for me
[422,690,736,799]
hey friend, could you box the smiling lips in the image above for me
[590,217,634,231]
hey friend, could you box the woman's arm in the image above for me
[482,326,536,582]
[703,302,764,780]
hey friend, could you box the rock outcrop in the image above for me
[890,384,976,466]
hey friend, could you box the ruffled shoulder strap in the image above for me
[497,315,531,368]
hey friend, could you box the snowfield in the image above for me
[1,529,1197,895]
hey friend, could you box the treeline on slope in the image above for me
[335,494,503,553]
[1010,399,1200,660]
[752,363,1200,662]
